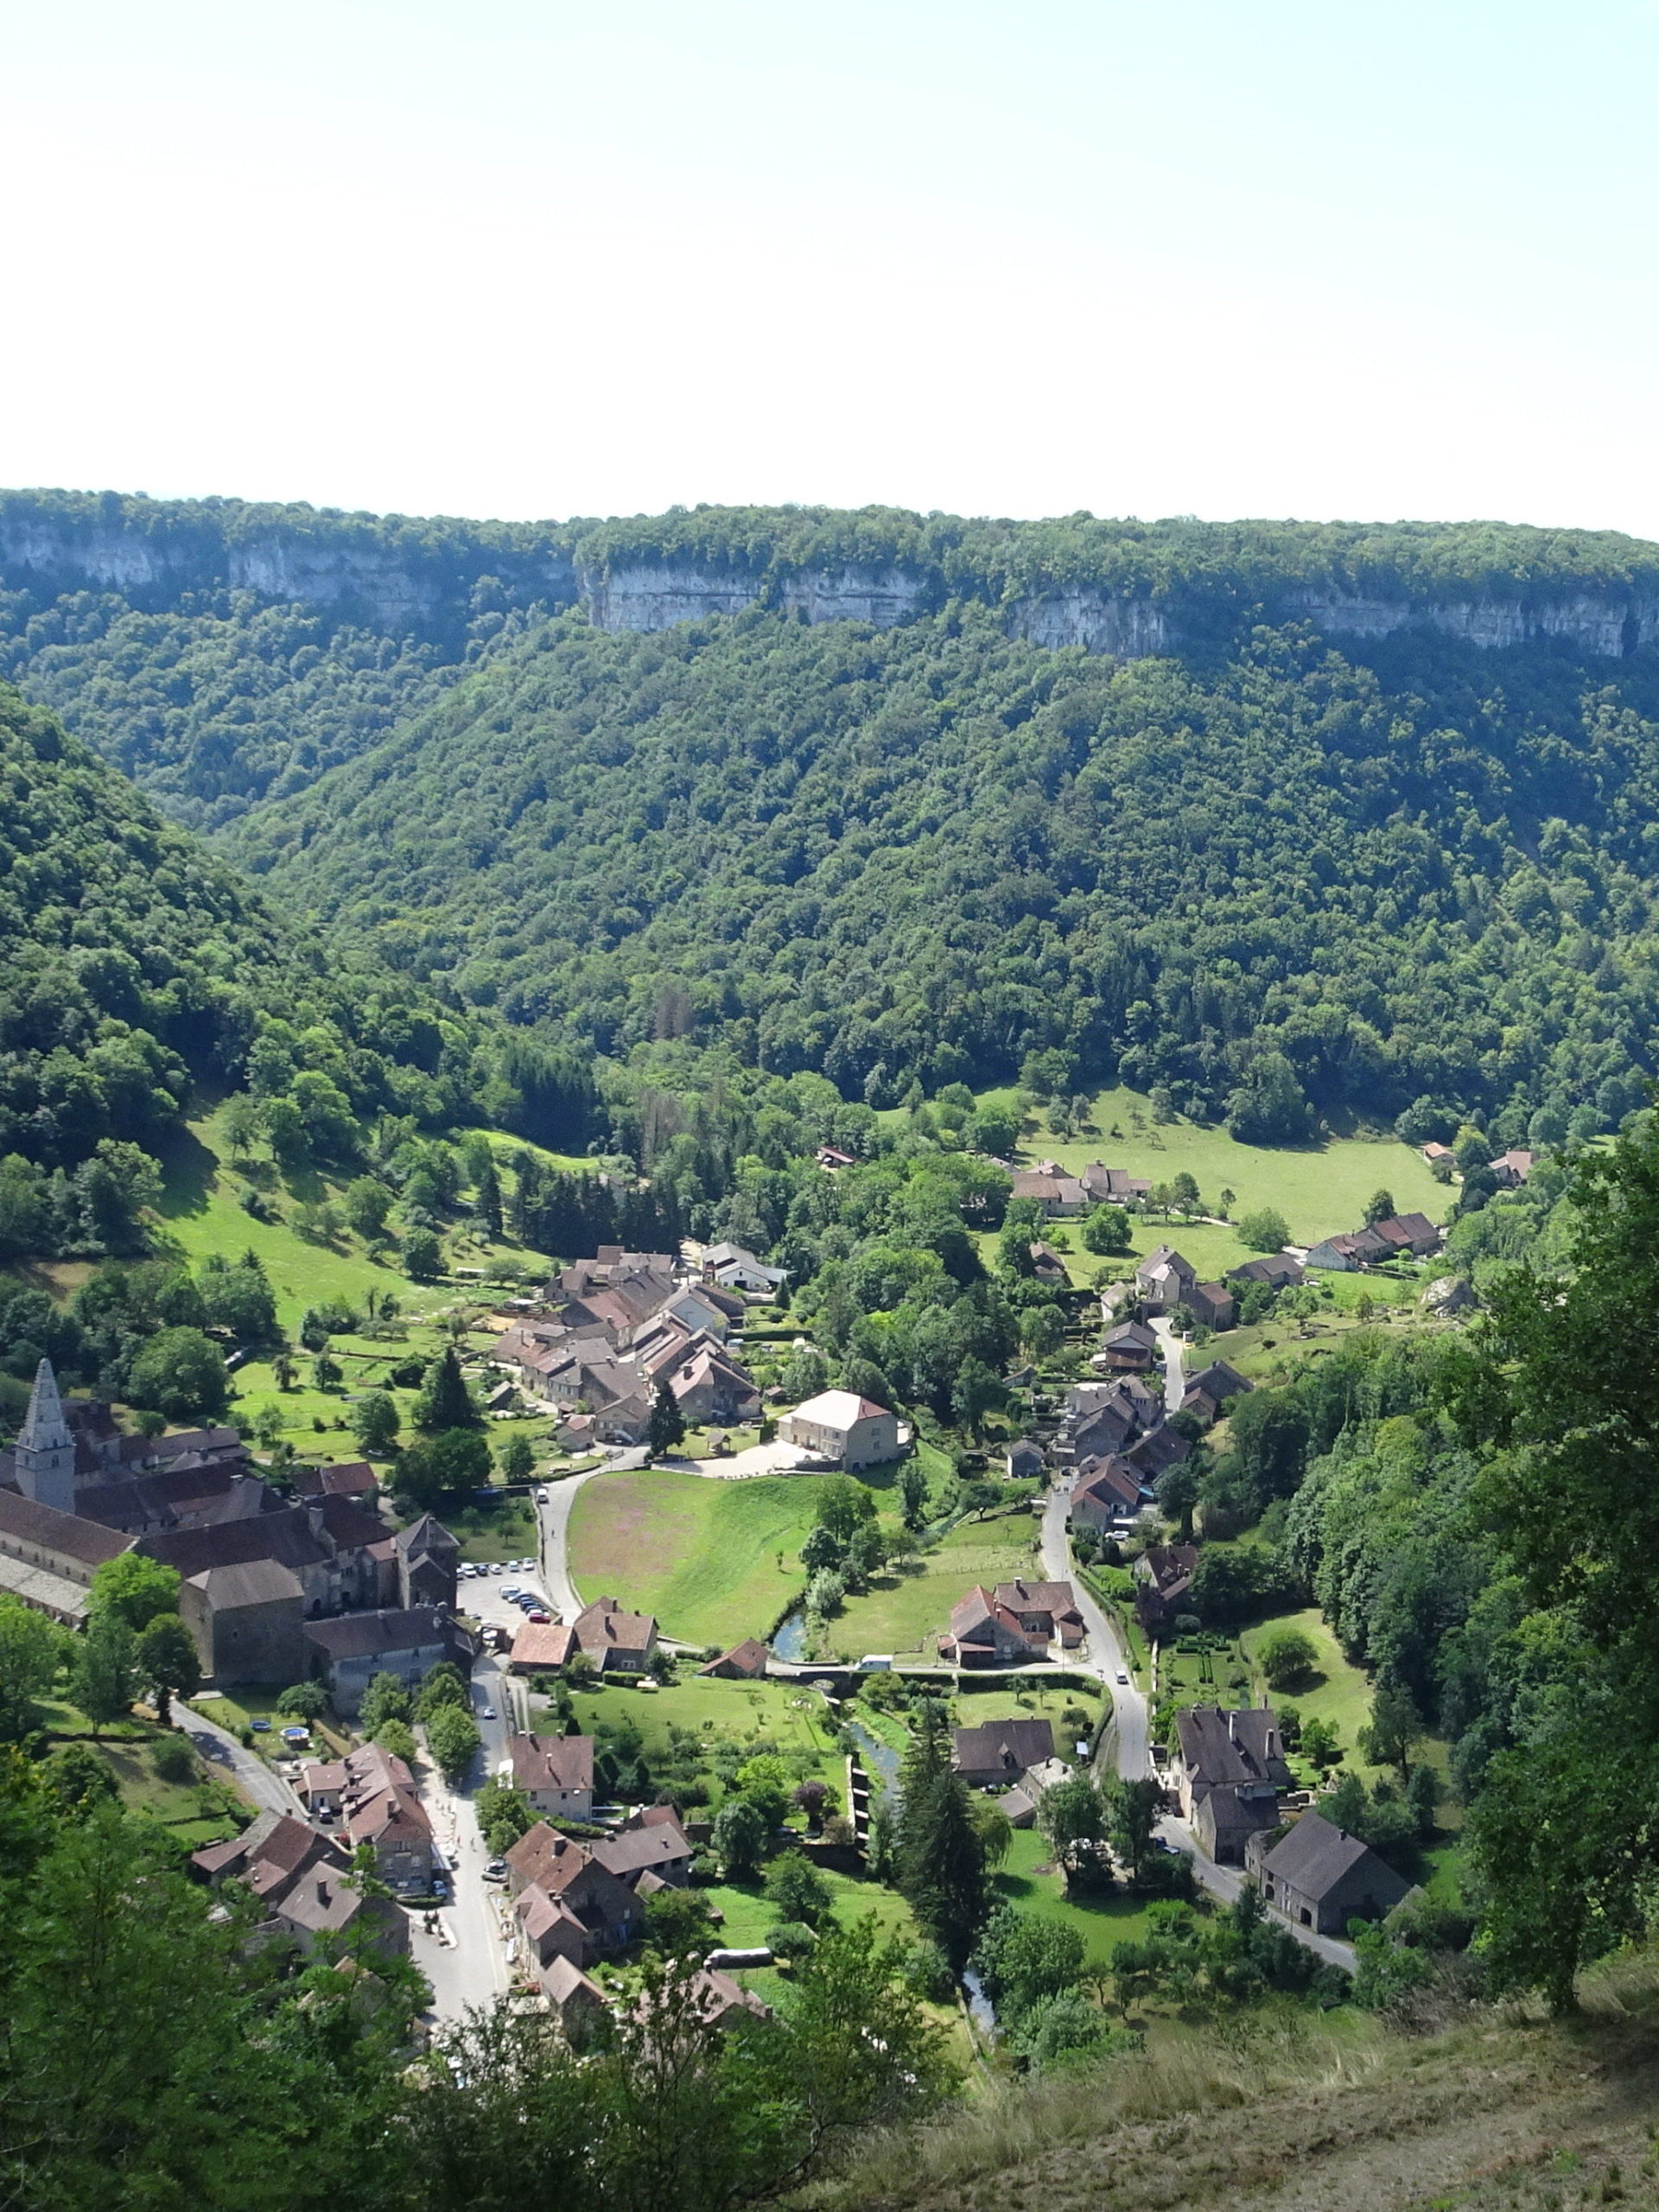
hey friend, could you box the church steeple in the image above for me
[15,1358,76,1514]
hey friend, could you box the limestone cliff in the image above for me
[8,493,1659,664]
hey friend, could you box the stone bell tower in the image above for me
[14,1358,77,1516]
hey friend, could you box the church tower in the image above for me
[15,1358,77,1515]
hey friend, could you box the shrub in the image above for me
[151,1735,199,1784]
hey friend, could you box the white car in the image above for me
[489,1561,505,1574]
[480,1706,497,1720]
[1116,1670,1129,1686]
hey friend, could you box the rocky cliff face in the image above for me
[9,501,1658,664]
[579,557,1659,661]
[580,561,933,632]
[0,512,577,635]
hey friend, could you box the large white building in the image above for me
[778,1390,899,1471]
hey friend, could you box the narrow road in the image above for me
[410,1653,517,2024]
[536,1465,605,1618]
[1158,1811,1358,1973]
[1039,1476,1351,1975]
[1039,1481,1149,1782]
[180,1696,305,1818]
[1149,1317,1186,1412]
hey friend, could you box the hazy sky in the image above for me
[4,1,1656,535]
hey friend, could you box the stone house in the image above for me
[507,1731,595,1824]
[950,1715,1056,1788]
[1135,1245,1198,1313]
[1173,1706,1294,1864]
[181,1557,306,1682]
[302,1605,470,1714]
[777,1389,899,1470]
[1246,1812,1415,1934]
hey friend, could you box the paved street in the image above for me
[180,1696,305,1818]
[1039,1480,1149,1782]
[1149,1317,1186,1411]
[536,1465,602,1618]
[410,1652,519,2024]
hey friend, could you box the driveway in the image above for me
[664,1440,812,1480]
[1039,1483,1150,1783]
[1149,1317,1186,1412]
[180,1696,305,1819]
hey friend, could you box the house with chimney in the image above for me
[1173,1705,1294,1864]
[506,1822,641,1967]
[507,1731,595,1823]
[190,1809,410,1959]
[571,1595,658,1675]
[298,1742,439,1893]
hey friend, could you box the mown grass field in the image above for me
[1237,1605,1378,1774]
[991,1827,1160,1967]
[567,1468,838,1645]
[817,1509,1048,1662]
[559,1675,846,1789]
[1030,1084,1446,1249]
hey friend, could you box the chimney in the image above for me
[1226,1712,1239,1744]
[317,1879,330,1904]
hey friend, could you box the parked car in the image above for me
[527,1609,550,1624]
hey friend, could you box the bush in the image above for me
[151,1735,199,1784]
[276,1680,329,1721]
[1256,1626,1319,1688]
[766,1921,817,1961]
[1236,1207,1292,1253]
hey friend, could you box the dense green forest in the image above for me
[5,493,1659,1135]
[230,602,1659,1133]
[0,589,507,830]
[0,681,595,1213]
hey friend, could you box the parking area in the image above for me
[457,1556,557,1647]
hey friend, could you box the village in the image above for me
[0,1133,1487,2042]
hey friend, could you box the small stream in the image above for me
[772,1608,807,1661]
[841,1718,899,1789]
[961,1967,997,2033]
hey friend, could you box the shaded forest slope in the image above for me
[229,601,1659,1129]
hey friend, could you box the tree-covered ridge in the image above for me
[0,588,536,830]
[0,681,594,1180]
[578,504,1659,613]
[232,605,1659,1131]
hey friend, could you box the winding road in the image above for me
[1038,1399,1357,1976]
[180,1696,305,1819]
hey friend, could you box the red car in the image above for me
[526,1609,550,1623]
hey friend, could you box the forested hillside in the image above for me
[6,493,1659,1133]
[0,681,594,1221]
[230,601,1659,1135]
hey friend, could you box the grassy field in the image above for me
[817,1509,1048,1662]
[567,1469,838,1645]
[1237,1605,1382,1780]
[558,1675,847,1790]
[991,1827,1160,1967]
[1027,1084,1446,1248]
[156,1103,556,1337]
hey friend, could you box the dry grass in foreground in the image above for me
[806,1959,1659,2212]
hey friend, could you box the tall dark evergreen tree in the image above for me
[896,1707,989,1971]
[414,1345,480,1432]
